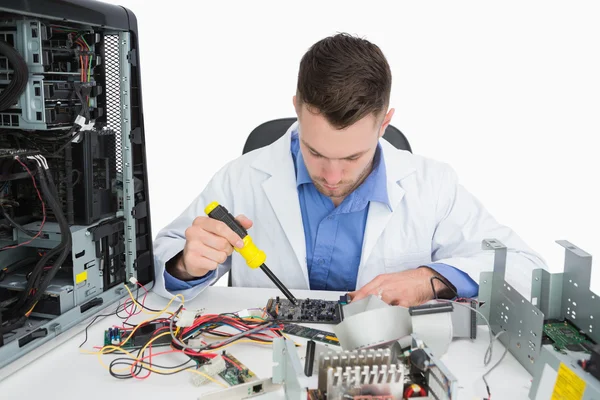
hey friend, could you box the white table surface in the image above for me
[0,286,533,400]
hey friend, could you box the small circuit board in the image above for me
[104,322,172,349]
[265,296,344,324]
[283,323,340,346]
[219,352,258,386]
[543,320,595,353]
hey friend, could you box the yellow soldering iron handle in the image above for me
[204,201,266,269]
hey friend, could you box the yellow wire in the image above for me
[85,334,226,387]
[81,285,184,354]
[123,283,184,315]
[82,286,296,384]
[25,302,37,317]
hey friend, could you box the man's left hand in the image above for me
[348,267,451,307]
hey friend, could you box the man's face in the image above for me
[294,97,394,202]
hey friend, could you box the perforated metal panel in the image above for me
[103,34,123,174]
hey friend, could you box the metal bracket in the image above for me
[555,240,599,343]
[479,238,599,379]
[479,239,545,375]
[273,337,308,400]
[199,378,279,400]
[49,323,61,336]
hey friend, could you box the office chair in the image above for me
[243,117,412,154]
[227,118,412,286]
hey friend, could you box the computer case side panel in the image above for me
[0,0,131,30]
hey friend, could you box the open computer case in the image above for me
[0,0,154,379]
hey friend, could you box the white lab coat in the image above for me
[152,122,546,300]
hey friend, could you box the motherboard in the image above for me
[265,296,344,324]
[542,320,595,353]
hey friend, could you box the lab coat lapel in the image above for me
[251,123,309,287]
[359,141,416,273]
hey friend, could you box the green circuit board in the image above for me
[282,323,340,346]
[543,321,594,353]
[103,322,172,349]
[219,352,257,386]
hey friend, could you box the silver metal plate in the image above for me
[480,239,545,375]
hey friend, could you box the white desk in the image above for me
[0,287,532,400]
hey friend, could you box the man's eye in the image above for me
[310,151,322,158]
[345,157,359,162]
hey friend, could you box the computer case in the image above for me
[0,0,154,379]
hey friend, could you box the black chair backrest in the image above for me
[242,117,412,154]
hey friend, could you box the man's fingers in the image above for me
[349,289,368,302]
[198,230,234,254]
[183,249,219,273]
[353,274,385,299]
[202,219,244,248]
[235,214,253,230]
[196,243,229,265]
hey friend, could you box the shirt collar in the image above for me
[291,130,391,208]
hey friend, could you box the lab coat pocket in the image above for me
[383,250,432,273]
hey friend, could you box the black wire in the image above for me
[10,164,72,316]
[109,358,197,379]
[0,204,37,237]
[79,311,118,348]
[34,126,78,142]
[52,130,83,156]
[0,315,26,334]
[0,39,28,111]
[429,276,460,300]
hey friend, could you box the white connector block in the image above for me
[191,355,226,386]
[176,310,199,328]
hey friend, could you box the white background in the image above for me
[100,0,599,290]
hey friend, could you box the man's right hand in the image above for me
[167,214,253,281]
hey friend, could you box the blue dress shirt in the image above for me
[164,131,478,298]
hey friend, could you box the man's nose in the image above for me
[322,164,342,185]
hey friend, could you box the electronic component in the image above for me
[542,320,594,354]
[339,293,350,305]
[450,299,478,339]
[219,352,258,386]
[409,302,453,316]
[305,340,316,377]
[192,355,227,387]
[305,340,454,399]
[266,297,343,323]
[103,322,172,349]
[283,323,339,346]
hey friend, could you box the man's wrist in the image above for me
[166,252,203,281]
[418,266,456,299]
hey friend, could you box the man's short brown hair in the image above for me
[296,33,392,130]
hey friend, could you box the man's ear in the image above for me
[293,95,299,116]
[379,108,395,138]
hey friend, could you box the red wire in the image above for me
[121,281,149,328]
[222,354,243,371]
[133,343,152,380]
[1,158,46,250]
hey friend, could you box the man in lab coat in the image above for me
[152,33,545,305]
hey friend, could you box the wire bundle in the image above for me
[81,284,285,384]
[0,39,28,111]
[0,155,72,334]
